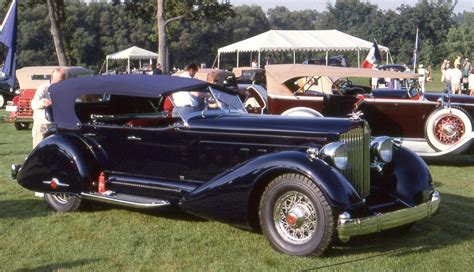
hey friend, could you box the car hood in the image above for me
[187,114,363,139]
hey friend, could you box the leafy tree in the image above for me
[268,6,319,30]
[444,12,473,60]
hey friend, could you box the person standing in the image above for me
[440,59,448,82]
[444,61,452,93]
[463,58,472,91]
[152,63,162,75]
[454,56,462,67]
[31,68,65,148]
[450,64,463,95]
[417,64,427,95]
[173,63,200,107]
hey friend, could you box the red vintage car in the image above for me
[241,64,474,158]
[6,66,93,130]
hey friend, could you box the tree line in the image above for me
[1,0,472,73]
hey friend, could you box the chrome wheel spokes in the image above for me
[273,191,317,244]
[51,193,72,204]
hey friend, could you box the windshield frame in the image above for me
[170,86,247,124]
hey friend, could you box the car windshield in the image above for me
[170,86,246,122]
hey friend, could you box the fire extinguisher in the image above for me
[98,172,106,193]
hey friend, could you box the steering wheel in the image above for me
[407,86,420,98]
[334,78,353,95]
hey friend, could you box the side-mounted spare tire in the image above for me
[259,173,334,256]
[424,107,472,151]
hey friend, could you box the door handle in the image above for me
[127,136,142,141]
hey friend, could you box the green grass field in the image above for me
[0,110,473,271]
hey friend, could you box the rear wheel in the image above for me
[259,174,334,256]
[424,107,472,151]
[44,193,82,213]
[14,122,29,130]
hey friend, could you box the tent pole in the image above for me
[258,51,261,68]
[293,50,296,64]
[236,51,239,67]
[325,51,328,66]
[128,58,130,73]
[106,57,108,73]
[357,49,360,68]
[217,53,220,69]
[386,51,389,64]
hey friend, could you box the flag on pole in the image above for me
[362,41,382,69]
[410,28,420,70]
[0,0,18,87]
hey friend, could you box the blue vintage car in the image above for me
[12,75,440,256]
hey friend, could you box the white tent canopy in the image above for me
[106,46,158,73]
[217,30,390,68]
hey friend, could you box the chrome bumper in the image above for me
[337,191,440,242]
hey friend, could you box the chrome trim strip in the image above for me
[362,98,438,105]
[337,191,440,242]
[268,94,324,101]
[81,193,170,208]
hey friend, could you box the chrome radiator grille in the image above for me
[339,126,371,198]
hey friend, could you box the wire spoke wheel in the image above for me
[433,115,465,145]
[273,191,318,244]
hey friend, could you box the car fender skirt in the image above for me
[16,134,99,194]
[179,151,361,229]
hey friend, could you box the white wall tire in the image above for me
[281,107,323,118]
[424,107,472,151]
[0,94,5,108]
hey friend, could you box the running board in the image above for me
[81,192,170,208]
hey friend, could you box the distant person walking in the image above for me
[463,58,472,91]
[444,60,452,93]
[31,68,65,148]
[440,59,448,82]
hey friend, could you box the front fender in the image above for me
[16,134,99,194]
[179,151,361,229]
[372,146,434,206]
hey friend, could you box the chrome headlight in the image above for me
[371,136,393,163]
[319,142,348,170]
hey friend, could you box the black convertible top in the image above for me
[49,75,209,129]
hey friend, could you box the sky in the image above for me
[228,0,473,13]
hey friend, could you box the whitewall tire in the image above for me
[424,107,472,151]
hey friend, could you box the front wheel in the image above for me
[259,174,334,256]
[424,107,472,151]
[44,193,82,213]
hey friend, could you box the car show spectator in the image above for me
[444,61,452,93]
[173,63,200,107]
[417,64,427,95]
[463,58,471,91]
[450,64,463,95]
[454,56,462,67]
[152,63,163,75]
[440,59,448,82]
[31,68,65,148]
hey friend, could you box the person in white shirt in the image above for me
[31,68,65,148]
[450,64,463,95]
[417,64,427,95]
[173,63,200,107]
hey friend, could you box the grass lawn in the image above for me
[0,110,473,271]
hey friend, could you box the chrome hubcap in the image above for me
[51,193,72,204]
[442,124,455,136]
[273,191,317,244]
[434,115,465,145]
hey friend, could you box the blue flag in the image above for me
[0,0,17,87]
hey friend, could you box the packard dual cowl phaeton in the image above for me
[12,75,440,256]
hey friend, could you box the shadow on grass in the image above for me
[425,154,474,166]
[82,201,207,222]
[0,199,50,220]
[304,192,473,269]
[15,258,103,272]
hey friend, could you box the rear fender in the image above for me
[16,134,100,194]
[179,151,361,229]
